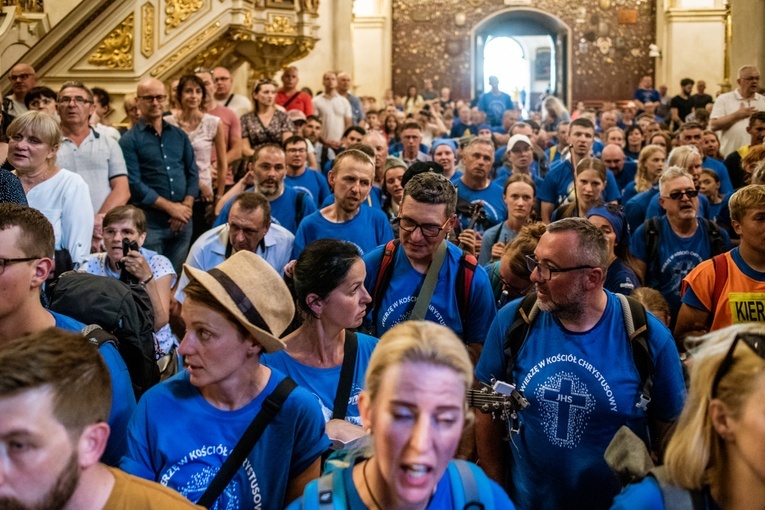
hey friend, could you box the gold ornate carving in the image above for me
[243,11,253,28]
[265,15,296,34]
[165,0,204,34]
[300,0,319,14]
[151,21,221,77]
[141,2,155,58]
[88,14,134,69]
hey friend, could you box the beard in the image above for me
[0,451,80,510]
[535,279,588,322]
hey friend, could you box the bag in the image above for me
[367,240,476,338]
[196,377,297,508]
[46,272,159,399]
[301,459,493,510]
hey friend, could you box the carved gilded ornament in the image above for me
[265,15,296,34]
[142,2,155,58]
[151,21,221,76]
[88,14,134,69]
[165,0,204,34]
[243,11,253,29]
[300,0,319,14]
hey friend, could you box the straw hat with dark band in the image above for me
[182,250,295,353]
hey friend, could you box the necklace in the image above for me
[362,458,383,510]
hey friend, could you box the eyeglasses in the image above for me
[0,257,39,275]
[664,189,699,200]
[58,96,92,106]
[9,73,32,82]
[711,332,765,398]
[498,271,533,296]
[138,95,167,103]
[525,255,596,281]
[396,216,450,237]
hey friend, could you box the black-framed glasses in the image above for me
[711,332,765,398]
[664,189,699,200]
[0,257,39,275]
[138,94,167,103]
[498,272,533,296]
[9,73,31,82]
[525,255,596,281]
[58,95,92,106]
[396,216,450,238]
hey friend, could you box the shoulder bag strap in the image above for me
[224,94,234,107]
[197,377,298,508]
[409,241,448,321]
[331,331,358,421]
[283,92,301,109]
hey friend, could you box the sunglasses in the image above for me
[711,332,765,398]
[664,189,699,200]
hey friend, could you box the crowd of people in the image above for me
[1,59,765,510]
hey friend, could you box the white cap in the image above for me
[507,134,532,151]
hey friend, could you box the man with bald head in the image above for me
[362,130,389,187]
[5,63,37,116]
[212,66,252,117]
[119,77,199,273]
[600,144,636,194]
[337,71,365,125]
[711,66,765,156]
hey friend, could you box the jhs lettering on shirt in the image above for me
[729,293,765,323]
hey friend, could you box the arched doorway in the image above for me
[472,8,571,111]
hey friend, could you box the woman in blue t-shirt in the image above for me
[586,202,641,296]
[291,321,516,509]
[263,239,377,445]
[611,323,765,509]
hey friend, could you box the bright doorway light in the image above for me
[483,36,530,110]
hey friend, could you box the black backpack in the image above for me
[46,272,160,399]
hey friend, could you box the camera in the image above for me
[118,238,141,285]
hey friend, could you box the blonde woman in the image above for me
[611,323,765,509]
[622,144,666,203]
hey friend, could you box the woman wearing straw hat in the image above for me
[120,250,330,510]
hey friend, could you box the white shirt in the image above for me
[223,93,252,118]
[174,222,295,302]
[711,89,765,156]
[312,94,352,142]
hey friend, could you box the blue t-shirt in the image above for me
[478,91,514,126]
[610,477,720,510]
[284,169,331,208]
[633,88,661,105]
[320,186,383,210]
[613,161,638,194]
[292,206,394,259]
[215,185,317,234]
[287,460,515,509]
[491,164,544,190]
[703,157,733,196]
[624,186,659,234]
[450,120,480,139]
[261,333,377,427]
[362,241,497,343]
[631,216,731,316]
[622,181,639,204]
[475,292,686,510]
[604,258,640,296]
[50,311,136,467]
[120,369,330,510]
[454,180,507,232]
[478,222,519,266]
[538,159,621,208]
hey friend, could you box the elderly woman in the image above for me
[241,78,294,157]
[80,205,176,357]
[121,250,330,509]
[262,239,376,445]
[8,110,92,268]
[290,321,515,509]
[611,323,765,509]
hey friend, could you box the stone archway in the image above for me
[472,8,571,109]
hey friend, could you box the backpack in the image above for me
[367,239,476,339]
[503,293,654,428]
[301,459,494,510]
[46,272,160,399]
[644,217,726,287]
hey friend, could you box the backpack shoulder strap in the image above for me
[645,217,660,281]
[456,251,478,339]
[369,240,399,333]
[447,460,494,510]
[710,253,729,316]
[617,294,653,412]
[648,467,705,510]
[700,217,726,256]
[82,324,119,350]
[503,293,539,385]
[295,191,306,228]
[197,377,298,508]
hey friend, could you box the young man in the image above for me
[292,149,393,258]
[670,78,696,125]
[283,135,331,207]
[676,184,765,338]
[0,328,201,509]
[395,121,431,167]
[0,203,136,466]
[475,218,685,510]
[312,71,352,149]
[275,66,314,116]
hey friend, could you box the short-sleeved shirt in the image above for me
[478,222,519,266]
[312,94,352,142]
[284,168,331,207]
[669,95,695,122]
[611,478,718,510]
[214,185,317,234]
[474,291,686,510]
[292,206,394,258]
[275,90,315,116]
[240,110,294,147]
[120,369,330,510]
[604,258,640,296]
[261,333,378,426]
[362,241,497,343]
[681,247,765,330]
[207,104,242,186]
[710,90,765,156]
[57,128,128,212]
[538,159,621,208]
[633,88,661,106]
[454,179,507,232]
